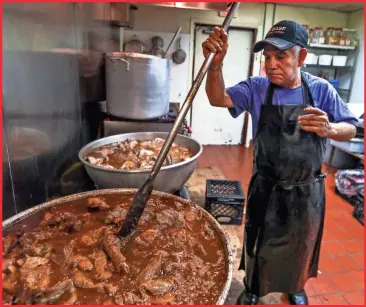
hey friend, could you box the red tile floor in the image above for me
[197,145,365,305]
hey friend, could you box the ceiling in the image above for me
[278,2,364,13]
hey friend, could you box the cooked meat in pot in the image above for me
[2,193,227,305]
[85,138,193,170]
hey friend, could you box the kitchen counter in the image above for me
[326,138,364,173]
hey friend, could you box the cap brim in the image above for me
[253,37,296,53]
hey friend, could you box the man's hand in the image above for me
[298,106,357,141]
[203,27,234,109]
[298,106,332,137]
[202,27,228,70]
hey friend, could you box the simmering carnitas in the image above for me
[2,193,227,305]
[84,138,193,171]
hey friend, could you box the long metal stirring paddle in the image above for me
[119,2,241,238]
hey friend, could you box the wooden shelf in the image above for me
[308,43,356,50]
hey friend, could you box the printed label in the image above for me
[267,26,287,36]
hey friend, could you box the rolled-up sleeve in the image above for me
[322,84,359,126]
[226,78,255,118]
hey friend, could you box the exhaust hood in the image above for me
[87,2,233,26]
[140,2,231,11]
[92,3,137,27]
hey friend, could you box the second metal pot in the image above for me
[105,52,172,120]
[78,132,202,193]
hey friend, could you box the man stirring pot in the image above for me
[203,20,357,305]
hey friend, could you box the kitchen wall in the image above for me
[348,9,364,104]
[2,3,115,219]
[274,4,349,28]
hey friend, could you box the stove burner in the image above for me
[102,102,191,137]
[104,103,181,124]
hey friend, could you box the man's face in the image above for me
[263,44,306,87]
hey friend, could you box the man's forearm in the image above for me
[327,122,357,142]
[205,68,228,107]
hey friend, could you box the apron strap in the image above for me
[264,82,276,105]
[264,72,315,107]
[301,72,315,107]
[257,171,326,188]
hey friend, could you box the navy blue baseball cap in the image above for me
[253,20,308,53]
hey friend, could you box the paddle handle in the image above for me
[149,2,240,181]
[118,2,240,238]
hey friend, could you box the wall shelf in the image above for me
[301,44,359,103]
[302,64,353,69]
[308,43,356,51]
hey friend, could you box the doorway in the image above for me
[191,24,255,145]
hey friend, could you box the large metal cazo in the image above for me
[2,189,234,305]
[119,2,241,238]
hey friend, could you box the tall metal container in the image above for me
[105,52,171,120]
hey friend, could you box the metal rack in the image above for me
[301,44,359,103]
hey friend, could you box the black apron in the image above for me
[239,72,327,297]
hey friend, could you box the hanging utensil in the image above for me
[124,35,146,53]
[149,35,165,58]
[172,37,187,64]
[151,36,164,48]
[118,2,240,238]
[163,26,182,59]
